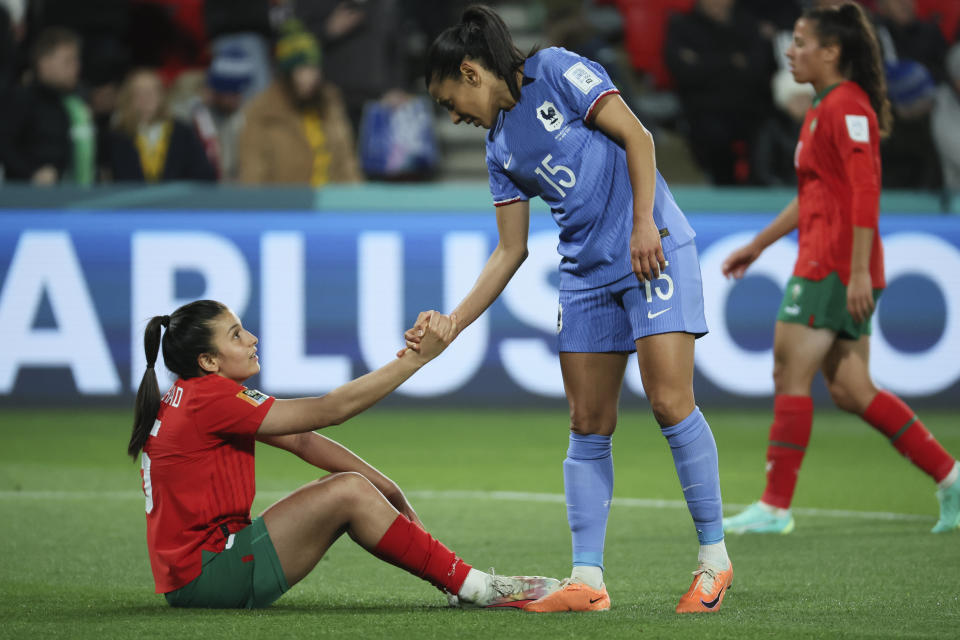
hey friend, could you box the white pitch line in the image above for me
[0,488,933,522]
[407,490,933,522]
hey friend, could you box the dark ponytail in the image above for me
[805,2,893,137]
[128,315,168,459]
[425,4,534,102]
[127,300,227,459]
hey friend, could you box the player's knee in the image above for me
[569,405,616,435]
[827,380,876,415]
[648,392,693,427]
[318,471,376,502]
[826,382,855,413]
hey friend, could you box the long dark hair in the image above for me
[127,300,227,459]
[805,2,893,137]
[425,4,533,102]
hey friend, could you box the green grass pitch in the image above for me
[1,406,958,639]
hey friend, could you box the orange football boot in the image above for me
[523,579,610,612]
[675,562,733,613]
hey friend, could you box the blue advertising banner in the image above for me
[1,210,958,405]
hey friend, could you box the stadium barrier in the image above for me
[1,184,957,406]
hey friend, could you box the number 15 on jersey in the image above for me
[534,154,576,198]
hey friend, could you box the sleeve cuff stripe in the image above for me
[585,89,621,123]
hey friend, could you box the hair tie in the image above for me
[160,315,170,328]
[146,362,155,369]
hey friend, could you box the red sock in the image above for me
[372,515,472,594]
[861,391,955,483]
[760,395,814,510]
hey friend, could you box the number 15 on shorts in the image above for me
[644,260,673,302]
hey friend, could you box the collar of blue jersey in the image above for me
[489,62,537,141]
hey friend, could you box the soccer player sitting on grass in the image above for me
[721,2,960,535]
[128,299,559,609]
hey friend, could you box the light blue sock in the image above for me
[661,407,724,544]
[563,432,614,570]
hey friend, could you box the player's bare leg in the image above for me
[262,472,559,605]
[821,333,876,414]
[636,331,732,612]
[634,331,696,427]
[824,335,960,532]
[725,323,836,535]
[261,472,397,586]
[560,351,629,438]
[773,322,837,396]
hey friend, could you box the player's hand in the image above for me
[396,310,435,358]
[400,502,423,528]
[630,219,666,281]
[414,312,458,363]
[847,270,874,324]
[385,487,423,528]
[722,243,762,279]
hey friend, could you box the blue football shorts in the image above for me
[557,241,708,352]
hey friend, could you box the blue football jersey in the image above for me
[486,47,695,290]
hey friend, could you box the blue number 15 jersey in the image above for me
[486,47,695,290]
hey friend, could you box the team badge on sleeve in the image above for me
[237,388,269,406]
[844,114,869,143]
[563,62,601,95]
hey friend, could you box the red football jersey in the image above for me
[140,374,275,593]
[794,81,885,288]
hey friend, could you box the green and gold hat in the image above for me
[275,19,321,73]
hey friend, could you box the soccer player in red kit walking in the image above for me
[129,299,559,608]
[721,2,960,535]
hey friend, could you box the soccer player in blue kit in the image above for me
[405,5,732,613]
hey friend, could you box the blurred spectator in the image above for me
[19,0,131,180]
[882,59,941,188]
[238,19,361,185]
[86,37,132,181]
[23,0,131,90]
[108,68,216,182]
[932,44,960,189]
[295,0,408,135]
[0,27,95,185]
[171,46,257,181]
[664,0,775,184]
[205,0,273,99]
[875,0,948,81]
[752,69,814,186]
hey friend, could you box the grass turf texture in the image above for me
[1,407,958,639]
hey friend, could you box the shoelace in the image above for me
[488,568,517,598]
[691,566,719,595]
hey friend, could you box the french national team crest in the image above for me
[537,101,564,132]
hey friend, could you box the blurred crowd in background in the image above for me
[0,0,958,190]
